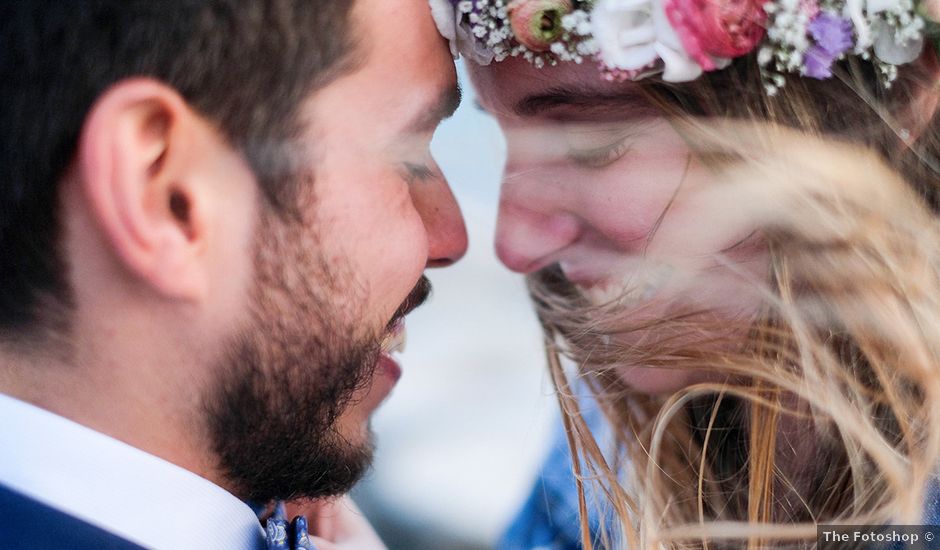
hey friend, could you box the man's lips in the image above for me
[371,275,430,388]
[377,354,402,383]
[386,276,431,332]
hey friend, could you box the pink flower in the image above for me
[801,0,820,19]
[663,0,768,71]
[507,0,573,52]
[921,0,940,23]
[592,0,704,82]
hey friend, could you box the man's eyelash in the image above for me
[567,139,633,169]
[402,162,437,184]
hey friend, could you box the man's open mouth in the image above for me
[380,319,407,356]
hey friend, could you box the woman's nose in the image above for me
[495,183,581,274]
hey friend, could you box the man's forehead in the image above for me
[407,82,462,134]
[346,0,458,123]
[352,0,453,71]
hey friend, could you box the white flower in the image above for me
[844,0,873,52]
[757,46,773,66]
[867,0,899,12]
[872,18,924,64]
[590,0,706,82]
[844,0,925,65]
[428,0,497,65]
[458,20,497,65]
[429,0,459,58]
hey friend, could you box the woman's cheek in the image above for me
[577,173,685,250]
[617,366,713,395]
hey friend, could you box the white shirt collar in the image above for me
[0,392,266,550]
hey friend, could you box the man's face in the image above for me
[205,0,466,502]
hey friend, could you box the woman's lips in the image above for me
[559,260,626,291]
[559,260,674,306]
[558,261,613,289]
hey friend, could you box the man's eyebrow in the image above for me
[514,86,660,118]
[409,82,463,133]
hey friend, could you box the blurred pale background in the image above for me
[352,64,559,549]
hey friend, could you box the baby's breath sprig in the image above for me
[436,0,932,96]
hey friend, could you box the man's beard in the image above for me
[203,207,430,503]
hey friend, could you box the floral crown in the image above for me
[430,0,940,94]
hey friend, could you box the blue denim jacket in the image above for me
[497,397,611,550]
[499,405,940,550]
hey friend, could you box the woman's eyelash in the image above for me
[567,139,633,169]
[402,162,437,184]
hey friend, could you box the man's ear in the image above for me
[76,78,220,301]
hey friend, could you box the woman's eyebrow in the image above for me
[514,87,658,118]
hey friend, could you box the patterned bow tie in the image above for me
[263,502,316,550]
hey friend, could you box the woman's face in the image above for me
[470,58,769,393]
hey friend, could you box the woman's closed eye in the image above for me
[562,122,647,169]
[567,138,633,169]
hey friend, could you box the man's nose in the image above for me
[494,179,581,274]
[411,177,468,268]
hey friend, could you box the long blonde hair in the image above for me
[528,52,940,548]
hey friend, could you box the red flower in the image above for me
[664,0,768,71]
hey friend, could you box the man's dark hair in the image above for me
[0,1,358,335]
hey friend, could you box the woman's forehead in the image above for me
[471,56,645,119]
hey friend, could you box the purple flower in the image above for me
[804,45,836,79]
[803,12,853,80]
[807,12,854,57]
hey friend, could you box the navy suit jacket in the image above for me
[0,483,145,549]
